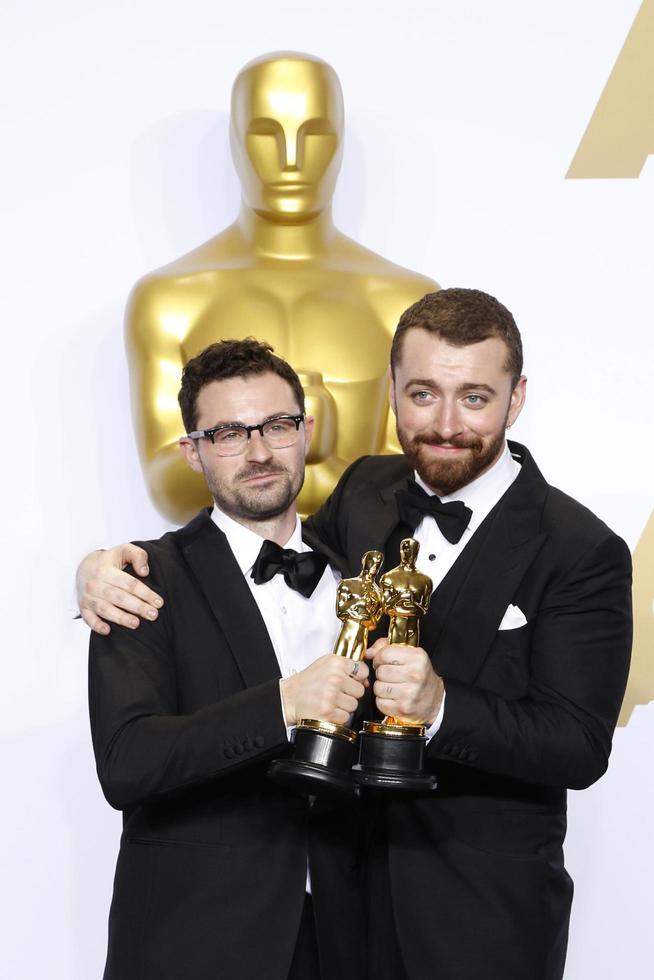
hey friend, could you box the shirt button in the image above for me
[428,554,436,561]
[281,606,287,615]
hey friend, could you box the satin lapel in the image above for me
[432,453,549,685]
[177,511,281,688]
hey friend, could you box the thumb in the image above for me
[121,543,150,576]
[365,637,388,660]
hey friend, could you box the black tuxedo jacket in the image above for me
[89,510,365,980]
[305,442,632,980]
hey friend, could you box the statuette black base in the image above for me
[268,724,358,797]
[352,724,437,791]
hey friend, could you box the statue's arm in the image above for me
[125,279,210,524]
[369,274,440,455]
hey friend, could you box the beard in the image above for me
[397,421,507,495]
[205,461,304,522]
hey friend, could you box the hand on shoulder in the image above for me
[76,543,163,635]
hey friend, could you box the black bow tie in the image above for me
[251,539,330,598]
[395,481,473,544]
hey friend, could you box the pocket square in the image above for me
[498,603,528,630]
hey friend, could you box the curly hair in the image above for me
[178,338,305,433]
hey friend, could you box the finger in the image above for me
[120,544,151,576]
[374,664,409,684]
[373,679,402,701]
[80,609,111,635]
[375,697,401,716]
[86,581,161,621]
[329,708,354,727]
[373,644,411,668]
[344,679,367,700]
[82,598,140,630]
[365,639,388,660]
[94,567,164,609]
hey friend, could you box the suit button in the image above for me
[254,736,265,748]
[224,747,235,759]
[442,743,451,753]
[451,745,460,755]
[234,744,244,755]
[243,738,253,751]
[458,748,468,760]
[468,751,478,762]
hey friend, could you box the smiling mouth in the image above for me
[423,443,470,453]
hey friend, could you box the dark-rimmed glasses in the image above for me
[187,414,305,457]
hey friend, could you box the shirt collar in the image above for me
[211,505,304,575]
[414,441,520,531]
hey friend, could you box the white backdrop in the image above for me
[1,2,652,977]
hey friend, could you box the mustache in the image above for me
[235,463,288,482]
[412,431,483,452]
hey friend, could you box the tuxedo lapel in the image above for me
[432,448,548,684]
[175,511,281,688]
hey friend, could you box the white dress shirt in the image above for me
[210,506,341,729]
[413,442,522,737]
[211,506,341,896]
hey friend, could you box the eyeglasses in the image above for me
[187,414,305,457]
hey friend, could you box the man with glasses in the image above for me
[87,337,367,980]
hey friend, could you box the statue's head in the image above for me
[361,550,384,579]
[230,52,344,221]
[400,538,419,566]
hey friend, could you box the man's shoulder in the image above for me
[132,509,217,573]
[543,484,625,549]
[340,453,412,491]
[508,443,629,562]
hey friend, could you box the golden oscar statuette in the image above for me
[268,550,384,796]
[353,538,438,791]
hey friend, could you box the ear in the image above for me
[179,437,204,473]
[303,414,315,457]
[388,367,398,417]
[507,376,527,428]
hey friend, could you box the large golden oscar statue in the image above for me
[125,52,437,523]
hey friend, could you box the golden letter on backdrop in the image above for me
[567,0,654,720]
[126,52,436,524]
[619,514,654,725]
[566,0,654,178]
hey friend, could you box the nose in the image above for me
[433,399,464,440]
[283,129,299,171]
[244,429,273,463]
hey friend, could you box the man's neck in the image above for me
[216,505,299,547]
[236,204,337,260]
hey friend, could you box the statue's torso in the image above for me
[126,231,437,521]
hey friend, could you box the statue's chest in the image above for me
[185,272,391,383]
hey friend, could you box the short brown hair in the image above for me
[178,338,305,433]
[390,288,523,387]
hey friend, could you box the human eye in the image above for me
[463,393,488,408]
[214,426,244,444]
[265,417,295,434]
[410,390,433,404]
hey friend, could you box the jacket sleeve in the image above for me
[88,585,289,811]
[427,532,633,790]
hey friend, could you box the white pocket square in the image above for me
[498,603,528,630]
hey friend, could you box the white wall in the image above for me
[1,1,651,977]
